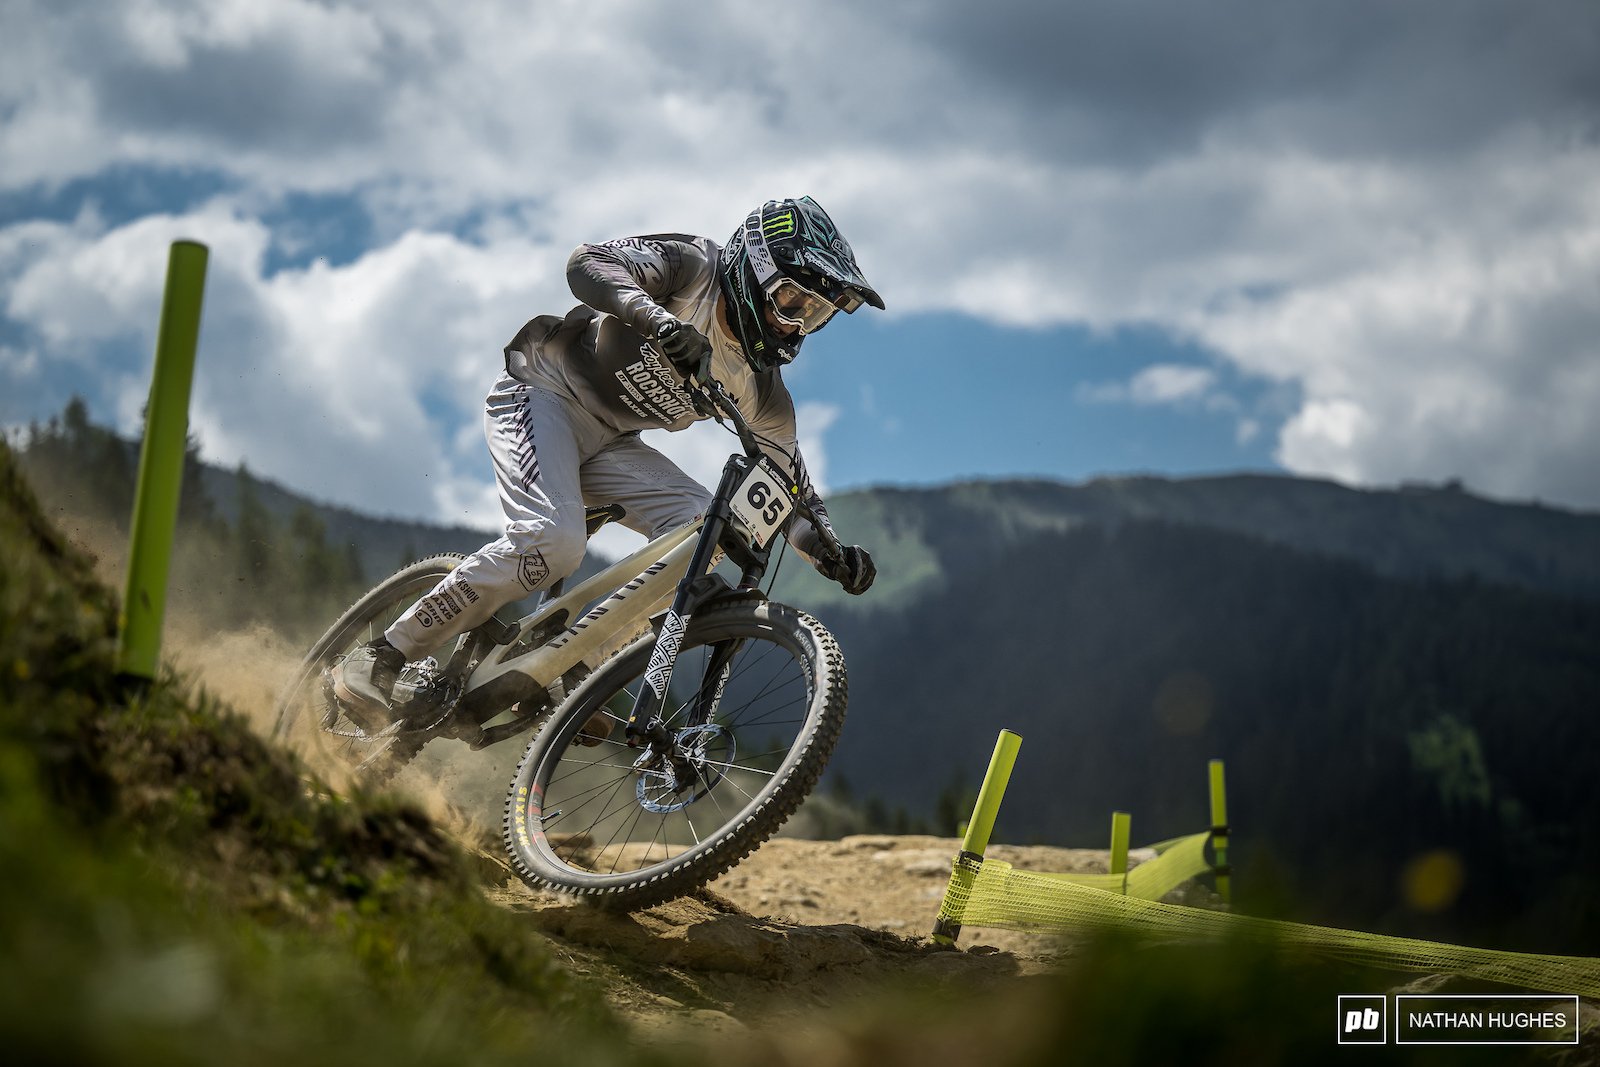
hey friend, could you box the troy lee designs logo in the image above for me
[615,347,695,423]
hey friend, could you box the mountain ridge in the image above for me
[770,472,1600,617]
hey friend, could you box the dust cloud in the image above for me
[43,503,669,847]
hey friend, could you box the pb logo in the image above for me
[1337,995,1387,1044]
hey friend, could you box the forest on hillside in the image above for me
[18,399,1600,959]
[823,521,1600,954]
[15,398,372,641]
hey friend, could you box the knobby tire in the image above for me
[502,601,846,911]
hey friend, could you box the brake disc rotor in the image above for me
[634,723,736,814]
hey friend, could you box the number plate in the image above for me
[727,458,793,549]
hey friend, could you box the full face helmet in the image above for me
[719,197,884,373]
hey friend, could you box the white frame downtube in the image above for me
[463,519,704,695]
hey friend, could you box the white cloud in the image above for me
[1076,364,1217,406]
[0,201,846,556]
[795,401,842,495]
[4,0,1600,509]
[1131,365,1216,405]
[1180,151,1600,502]
[0,199,567,524]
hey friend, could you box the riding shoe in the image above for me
[333,638,407,732]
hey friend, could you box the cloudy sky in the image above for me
[4,0,1599,551]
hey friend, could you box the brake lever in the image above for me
[688,377,728,422]
[688,387,718,419]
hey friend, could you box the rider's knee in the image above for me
[646,492,713,539]
[505,519,587,588]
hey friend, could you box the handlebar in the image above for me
[701,378,763,458]
[695,377,844,563]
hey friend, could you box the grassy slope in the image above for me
[0,437,623,1065]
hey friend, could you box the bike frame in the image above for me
[446,378,839,749]
[463,518,703,696]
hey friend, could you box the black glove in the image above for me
[815,545,875,595]
[655,319,712,385]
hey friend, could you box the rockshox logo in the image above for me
[643,610,688,699]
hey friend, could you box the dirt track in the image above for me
[469,833,1168,1035]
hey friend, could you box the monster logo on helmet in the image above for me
[719,197,885,373]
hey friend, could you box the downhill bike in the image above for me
[273,377,849,910]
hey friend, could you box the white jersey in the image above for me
[502,233,833,553]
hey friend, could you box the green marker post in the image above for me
[1109,810,1131,894]
[1209,759,1231,903]
[932,729,1022,945]
[116,240,209,689]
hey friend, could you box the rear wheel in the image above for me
[502,600,847,910]
[273,554,463,786]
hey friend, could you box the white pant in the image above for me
[385,373,711,660]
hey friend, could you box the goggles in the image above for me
[764,277,840,335]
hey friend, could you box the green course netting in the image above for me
[978,831,1214,900]
[938,852,1600,997]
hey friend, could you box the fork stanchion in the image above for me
[932,728,1022,945]
[1209,759,1231,904]
[116,240,209,690]
[1109,810,1131,894]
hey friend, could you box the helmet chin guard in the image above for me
[720,197,883,373]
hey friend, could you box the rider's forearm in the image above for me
[785,516,823,564]
[566,242,680,340]
[783,490,837,563]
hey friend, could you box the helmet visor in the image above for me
[765,278,838,335]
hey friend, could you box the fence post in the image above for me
[115,240,209,690]
[932,729,1022,945]
[1109,810,1131,894]
[1209,758,1231,903]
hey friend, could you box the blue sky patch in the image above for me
[0,165,235,231]
[785,312,1288,491]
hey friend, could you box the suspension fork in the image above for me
[686,639,743,727]
[624,454,746,748]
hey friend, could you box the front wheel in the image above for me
[502,601,847,910]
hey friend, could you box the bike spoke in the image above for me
[721,694,806,732]
[544,764,635,840]
[521,609,833,889]
[540,769,633,818]
[601,800,653,874]
[695,757,776,779]
[706,771,758,806]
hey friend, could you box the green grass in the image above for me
[0,437,626,1065]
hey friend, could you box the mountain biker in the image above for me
[333,196,884,727]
